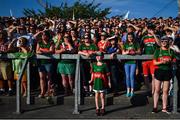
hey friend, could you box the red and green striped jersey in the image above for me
[91,62,110,90]
[154,48,176,70]
[142,36,157,55]
[78,43,98,54]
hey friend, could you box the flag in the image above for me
[123,11,130,20]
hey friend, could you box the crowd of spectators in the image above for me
[0,16,179,110]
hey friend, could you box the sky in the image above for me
[0,0,178,18]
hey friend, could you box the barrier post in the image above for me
[73,54,80,114]
[15,58,28,114]
[173,75,178,114]
[26,61,31,105]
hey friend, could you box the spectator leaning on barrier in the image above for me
[89,51,111,116]
[97,32,111,53]
[8,37,30,97]
[0,30,14,96]
[36,30,55,98]
[106,36,121,96]
[152,36,176,114]
[122,32,141,97]
[70,29,80,52]
[121,23,139,43]
[56,34,76,96]
[78,35,98,97]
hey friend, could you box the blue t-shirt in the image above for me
[106,46,118,54]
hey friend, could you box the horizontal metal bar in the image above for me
[0,53,152,60]
[0,53,179,60]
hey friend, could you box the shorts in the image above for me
[14,71,27,82]
[93,89,107,93]
[38,63,53,73]
[0,61,13,80]
[57,62,75,75]
[154,69,172,81]
[142,60,155,76]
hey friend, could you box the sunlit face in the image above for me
[85,27,90,32]
[110,39,115,45]
[64,36,69,43]
[84,37,89,43]
[161,40,169,47]
[29,27,35,33]
[71,31,76,36]
[127,34,133,42]
[42,32,49,41]
[147,29,153,34]
[101,35,105,40]
[127,27,133,33]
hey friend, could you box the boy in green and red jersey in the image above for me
[78,35,98,96]
[141,26,160,96]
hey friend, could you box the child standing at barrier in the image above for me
[89,51,111,116]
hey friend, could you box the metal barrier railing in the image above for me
[0,53,179,114]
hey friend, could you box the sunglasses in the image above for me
[161,40,168,43]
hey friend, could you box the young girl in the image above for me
[122,33,141,97]
[89,51,111,116]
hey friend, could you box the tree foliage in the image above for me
[23,0,111,19]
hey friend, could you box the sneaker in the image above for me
[84,91,90,97]
[100,109,105,116]
[152,108,158,113]
[130,92,134,97]
[38,94,45,98]
[8,90,14,96]
[162,108,171,114]
[89,91,94,97]
[96,109,100,116]
[126,92,130,97]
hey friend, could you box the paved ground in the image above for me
[0,90,180,119]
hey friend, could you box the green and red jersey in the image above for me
[142,36,158,55]
[98,40,111,52]
[91,62,110,90]
[78,43,98,54]
[123,42,140,64]
[38,41,52,64]
[153,48,176,70]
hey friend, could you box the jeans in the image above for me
[124,63,136,89]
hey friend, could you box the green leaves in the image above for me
[23,0,111,19]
